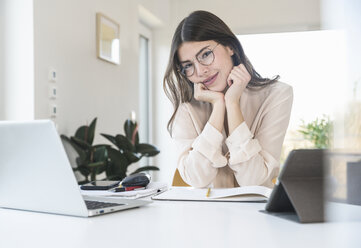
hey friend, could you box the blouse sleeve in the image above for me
[225,85,293,187]
[172,104,227,188]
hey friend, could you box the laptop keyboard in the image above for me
[85,200,124,210]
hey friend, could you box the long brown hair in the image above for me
[163,10,279,134]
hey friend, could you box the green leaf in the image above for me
[76,165,91,177]
[124,119,134,141]
[60,134,71,143]
[94,144,111,149]
[75,126,89,144]
[124,151,141,163]
[74,117,97,145]
[96,163,107,174]
[106,148,129,179]
[124,119,139,145]
[88,118,97,145]
[89,146,108,175]
[298,115,333,149]
[115,134,134,152]
[88,161,105,168]
[90,170,96,181]
[61,135,87,163]
[71,136,92,150]
[76,157,86,166]
[135,143,160,157]
[100,133,118,147]
[87,161,107,176]
[130,166,159,175]
[134,130,139,145]
[105,171,126,181]
[106,161,126,181]
[93,146,108,162]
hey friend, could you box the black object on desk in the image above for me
[265,149,325,223]
[121,173,151,187]
[80,180,120,190]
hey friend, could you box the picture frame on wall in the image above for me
[96,13,120,65]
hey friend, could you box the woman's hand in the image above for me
[194,82,224,105]
[193,83,225,133]
[224,64,251,105]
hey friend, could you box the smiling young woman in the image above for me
[163,10,293,188]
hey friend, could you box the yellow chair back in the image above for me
[172,169,190,187]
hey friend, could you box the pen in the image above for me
[206,188,211,197]
[113,186,145,192]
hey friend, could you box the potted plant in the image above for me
[101,119,160,180]
[61,118,108,184]
[298,115,333,149]
[61,117,160,184]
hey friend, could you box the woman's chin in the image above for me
[209,83,227,92]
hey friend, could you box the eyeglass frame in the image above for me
[178,43,220,77]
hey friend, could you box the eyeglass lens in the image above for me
[181,47,215,77]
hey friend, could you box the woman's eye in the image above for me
[183,63,193,70]
[201,50,212,59]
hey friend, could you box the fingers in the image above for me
[193,83,207,101]
[227,74,233,86]
[234,64,251,81]
[239,63,249,74]
[228,64,251,87]
[193,82,224,104]
[200,82,209,90]
[194,82,207,92]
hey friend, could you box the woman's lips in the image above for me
[203,73,218,87]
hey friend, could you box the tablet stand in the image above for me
[266,149,324,223]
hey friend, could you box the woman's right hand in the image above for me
[194,83,225,134]
[193,83,224,105]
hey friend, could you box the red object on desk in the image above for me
[125,186,144,191]
[114,186,144,192]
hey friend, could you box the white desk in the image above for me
[1,200,361,248]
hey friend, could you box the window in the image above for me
[138,24,152,166]
[238,30,348,160]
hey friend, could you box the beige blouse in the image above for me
[171,81,293,188]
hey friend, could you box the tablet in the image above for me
[265,149,325,223]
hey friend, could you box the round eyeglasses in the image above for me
[179,43,220,77]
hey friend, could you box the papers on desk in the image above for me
[81,182,168,200]
[152,185,272,202]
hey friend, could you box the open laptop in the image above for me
[0,120,151,217]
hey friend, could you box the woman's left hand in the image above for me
[224,64,251,105]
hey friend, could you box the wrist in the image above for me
[224,92,241,104]
[225,99,240,108]
[212,97,225,107]
[209,99,225,133]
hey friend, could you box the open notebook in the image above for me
[152,185,272,202]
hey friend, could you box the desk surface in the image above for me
[1,200,361,248]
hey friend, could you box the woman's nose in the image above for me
[194,61,209,77]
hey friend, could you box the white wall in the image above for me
[138,0,170,28]
[152,0,321,184]
[33,0,142,141]
[0,0,34,120]
[172,0,320,34]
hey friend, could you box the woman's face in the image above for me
[177,40,234,92]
